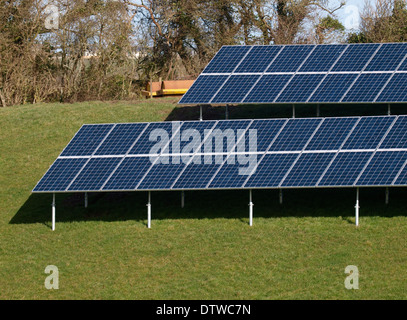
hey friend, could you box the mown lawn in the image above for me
[0,98,406,299]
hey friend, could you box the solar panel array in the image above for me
[179,43,407,105]
[33,115,407,193]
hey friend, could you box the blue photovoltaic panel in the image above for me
[68,157,122,191]
[318,151,373,186]
[208,155,260,188]
[281,152,335,187]
[299,44,347,72]
[95,123,147,156]
[244,154,298,188]
[276,74,325,102]
[394,163,407,185]
[60,124,113,157]
[33,158,88,192]
[202,46,251,74]
[103,157,153,191]
[266,45,314,72]
[269,118,322,151]
[235,46,283,73]
[179,75,228,104]
[342,116,395,150]
[380,116,407,149]
[173,120,217,154]
[243,119,287,152]
[205,120,251,153]
[332,44,379,71]
[342,73,391,102]
[309,74,358,102]
[377,73,407,102]
[365,43,407,71]
[356,151,407,186]
[137,159,186,190]
[398,57,407,71]
[172,155,222,189]
[243,74,292,103]
[306,117,358,151]
[211,75,260,103]
[128,122,175,155]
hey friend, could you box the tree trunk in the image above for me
[0,88,6,107]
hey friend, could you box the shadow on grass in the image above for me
[10,187,407,228]
[165,102,407,122]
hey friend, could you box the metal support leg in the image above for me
[292,104,295,118]
[355,188,360,227]
[279,189,283,205]
[85,192,88,208]
[225,105,229,120]
[52,193,56,231]
[147,191,151,229]
[249,189,254,226]
[199,105,203,121]
[181,191,185,209]
[388,104,391,116]
[385,187,389,205]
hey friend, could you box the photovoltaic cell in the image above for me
[342,116,395,150]
[380,116,407,149]
[208,155,260,189]
[243,119,287,152]
[103,157,153,191]
[318,151,373,186]
[269,118,322,151]
[235,46,283,73]
[244,154,298,188]
[172,155,222,189]
[173,120,217,154]
[128,122,175,155]
[276,74,325,102]
[393,162,407,185]
[364,43,407,71]
[342,73,391,102]
[60,124,113,157]
[204,120,251,153]
[68,157,122,191]
[243,74,292,103]
[299,44,347,72]
[309,74,357,102]
[179,75,228,104]
[376,73,407,102]
[332,44,379,71]
[33,158,88,192]
[266,45,315,73]
[281,152,335,187]
[306,117,358,151]
[211,75,260,103]
[137,159,186,190]
[202,46,251,74]
[95,123,147,155]
[356,151,407,186]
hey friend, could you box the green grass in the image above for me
[1,98,407,299]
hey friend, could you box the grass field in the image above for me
[1,98,407,299]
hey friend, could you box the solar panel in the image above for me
[281,152,335,187]
[61,124,114,157]
[356,151,407,186]
[179,43,407,105]
[276,74,325,102]
[235,45,283,73]
[318,151,373,186]
[34,116,407,193]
